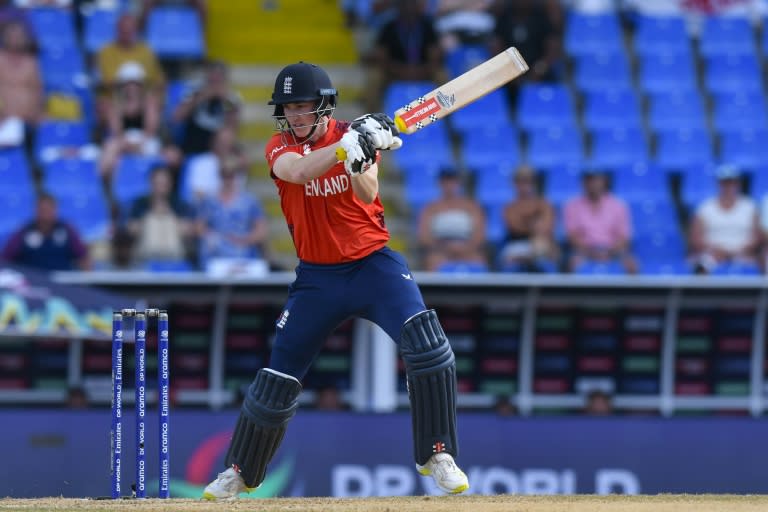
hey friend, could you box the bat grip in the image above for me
[335,147,347,161]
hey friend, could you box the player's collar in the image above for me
[308,118,337,147]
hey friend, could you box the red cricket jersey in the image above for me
[265,119,390,264]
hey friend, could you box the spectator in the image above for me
[690,164,760,274]
[174,60,242,156]
[314,386,346,411]
[491,0,562,105]
[493,395,517,416]
[498,164,558,272]
[583,389,613,415]
[97,13,165,90]
[127,165,193,267]
[99,61,180,178]
[0,20,43,136]
[563,168,636,274]
[138,0,207,31]
[1,192,90,271]
[195,164,269,270]
[434,0,495,49]
[97,226,139,271]
[369,0,443,110]
[0,2,33,38]
[417,166,487,271]
[66,385,88,409]
[184,126,248,201]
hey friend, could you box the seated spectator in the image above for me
[174,60,242,156]
[564,168,636,274]
[1,192,90,271]
[97,13,165,90]
[493,395,517,416]
[99,61,180,178]
[195,164,269,271]
[138,0,207,31]
[490,0,562,105]
[498,164,558,272]
[97,226,139,271]
[314,386,346,411]
[434,0,495,49]
[0,2,33,38]
[417,166,487,271]
[184,126,248,201]
[583,389,613,415]
[0,20,43,139]
[66,385,88,409]
[127,165,193,267]
[690,164,760,274]
[368,0,443,110]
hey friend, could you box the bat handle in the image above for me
[335,138,403,162]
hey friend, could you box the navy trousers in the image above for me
[269,246,426,380]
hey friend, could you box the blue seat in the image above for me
[638,52,697,94]
[40,47,86,90]
[633,15,691,57]
[484,202,508,245]
[84,8,119,53]
[144,260,194,273]
[634,231,687,263]
[614,163,670,203]
[517,84,577,131]
[402,164,441,215]
[0,148,34,192]
[648,92,707,132]
[436,261,489,274]
[582,89,642,131]
[700,16,756,57]
[564,12,623,56]
[710,261,762,276]
[0,189,35,247]
[53,190,111,242]
[590,127,648,167]
[392,123,453,171]
[146,7,205,59]
[461,124,518,169]
[720,129,768,168]
[445,44,490,78]
[383,81,435,116]
[527,126,584,168]
[655,128,713,170]
[544,164,582,206]
[750,167,768,199]
[712,91,768,132]
[27,7,77,51]
[35,121,90,162]
[574,260,626,275]
[704,54,762,94]
[630,199,680,236]
[42,157,101,195]
[680,164,719,208]
[573,52,632,93]
[475,162,516,208]
[451,90,509,134]
[111,155,163,206]
[640,259,692,275]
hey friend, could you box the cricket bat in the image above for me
[336,46,528,161]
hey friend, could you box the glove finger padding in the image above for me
[351,113,401,150]
[340,129,377,175]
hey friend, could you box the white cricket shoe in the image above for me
[416,452,469,494]
[202,466,254,500]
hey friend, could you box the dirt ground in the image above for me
[0,495,767,512]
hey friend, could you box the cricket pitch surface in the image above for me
[1,495,767,512]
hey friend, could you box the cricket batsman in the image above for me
[203,62,469,499]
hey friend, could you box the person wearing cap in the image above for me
[99,60,181,179]
[418,166,488,271]
[498,164,558,272]
[563,167,637,273]
[689,164,760,274]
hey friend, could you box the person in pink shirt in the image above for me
[563,168,637,273]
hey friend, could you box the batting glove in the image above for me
[339,129,377,175]
[351,113,403,151]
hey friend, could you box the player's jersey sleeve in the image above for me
[265,135,301,170]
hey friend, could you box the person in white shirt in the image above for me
[689,164,761,274]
